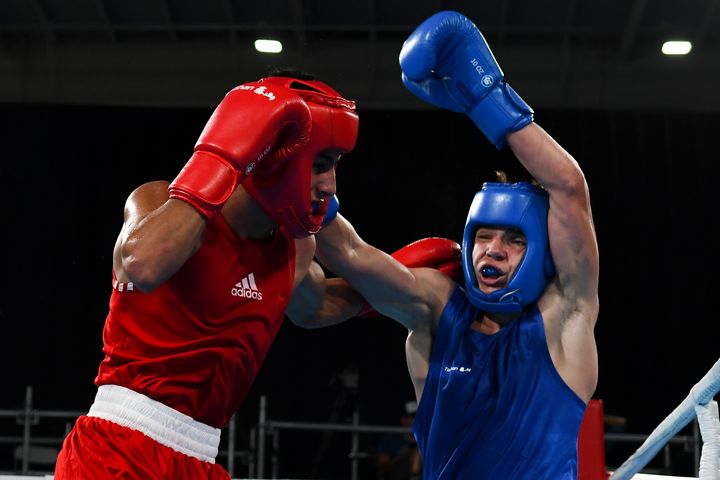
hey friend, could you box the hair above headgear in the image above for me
[261,76,357,110]
[241,76,359,238]
[462,182,556,313]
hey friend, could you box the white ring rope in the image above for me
[611,357,720,480]
[695,400,720,480]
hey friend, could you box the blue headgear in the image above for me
[462,182,556,314]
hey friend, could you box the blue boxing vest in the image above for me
[413,287,586,479]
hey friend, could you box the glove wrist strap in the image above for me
[168,151,240,219]
[468,83,534,149]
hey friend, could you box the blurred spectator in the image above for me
[375,401,422,480]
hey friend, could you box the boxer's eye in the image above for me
[313,151,341,173]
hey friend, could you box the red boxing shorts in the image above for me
[54,385,230,480]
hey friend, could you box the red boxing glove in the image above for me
[168,82,312,218]
[358,237,462,318]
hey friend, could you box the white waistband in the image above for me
[87,384,221,463]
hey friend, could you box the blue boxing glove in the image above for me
[321,195,340,226]
[399,11,533,149]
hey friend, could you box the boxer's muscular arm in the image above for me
[507,125,598,293]
[507,125,599,303]
[508,126,600,401]
[314,214,454,331]
[113,181,207,293]
[286,260,367,328]
[288,231,459,335]
[287,235,382,328]
[405,309,434,402]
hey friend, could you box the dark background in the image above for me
[1,105,719,477]
[1,0,720,477]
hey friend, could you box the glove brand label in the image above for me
[231,273,263,300]
[237,84,276,101]
[471,58,495,88]
[250,144,273,172]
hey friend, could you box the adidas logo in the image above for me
[231,272,263,300]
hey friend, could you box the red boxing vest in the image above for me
[96,216,295,428]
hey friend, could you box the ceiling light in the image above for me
[254,39,282,54]
[662,40,692,55]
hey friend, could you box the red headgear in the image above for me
[241,76,359,238]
